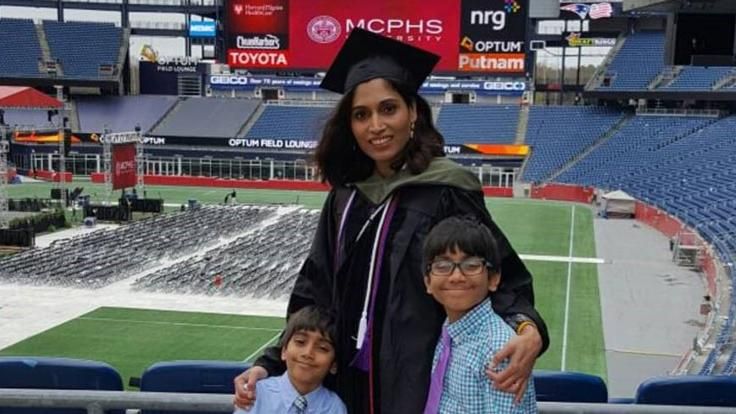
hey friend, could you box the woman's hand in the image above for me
[486,324,543,403]
[233,366,269,409]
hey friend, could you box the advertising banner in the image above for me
[226,0,527,75]
[208,74,526,95]
[190,21,217,38]
[111,143,137,190]
[458,0,528,73]
[139,58,207,95]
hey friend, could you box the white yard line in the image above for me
[244,332,282,362]
[519,254,605,264]
[561,205,576,371]
[78,316,282,332]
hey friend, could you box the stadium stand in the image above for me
[244,105,331,140]
[139,360,250,414]
[555,116,714,186]
[0,19,43,78]
[660,66,736,90]
[149,97,260,138]
[533,370,608,403]
[522,106,623,183]
[76,95,179,134]
[0,356,123,414]
[598,31,665,90]
[43,21,122,79]
[436,104,519,144]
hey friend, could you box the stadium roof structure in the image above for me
[0,86,62,110]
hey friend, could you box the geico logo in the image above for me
[115,160,135,174]
[237,34,280,49]
[470,10,506,31]
[459,54,524,71]
[228,51,288,66]
[346,19,443,35]
[210,75,248,85]
[473,41,523,53]
[483,81,525,91]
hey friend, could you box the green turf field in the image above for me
[0,184,606,386]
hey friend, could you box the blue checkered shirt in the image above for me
[431,298,538,413]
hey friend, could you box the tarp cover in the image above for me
[0,86,62,109]
[602,190,636,215]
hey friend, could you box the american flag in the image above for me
[590,3,614,19]
[560,3,591,20]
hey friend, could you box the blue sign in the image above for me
[190,21,216,38]
[208,75,525,96]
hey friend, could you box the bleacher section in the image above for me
[244,105,331,140]
[0,19,43,77]
[43,20,122,79]
[522,106,623,183]
[76,96,179,134]
[599,31,665,90]
[548,115,736,374]
[149,98,260,138]
[661,66,735,90]
[436,104,519,144]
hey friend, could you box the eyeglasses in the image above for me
[427,258,492,277]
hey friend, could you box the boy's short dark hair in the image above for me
[423,215,501,272]
[280,306,337,349]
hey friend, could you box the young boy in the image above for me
[234,306,347,414]
[422,216,537,414]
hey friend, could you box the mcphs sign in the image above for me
[226,0,528,75]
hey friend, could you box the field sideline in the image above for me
[0,182,606,387]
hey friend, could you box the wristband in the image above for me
[516,320,535,335]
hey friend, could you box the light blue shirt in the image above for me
[432,298,538,413]
[234,372,347,414]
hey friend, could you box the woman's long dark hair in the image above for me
[313,79,445,186]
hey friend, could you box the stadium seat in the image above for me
[532,369,608,403]
[635,375,736,407]
[139,360,250,414]
[0,356,123,414]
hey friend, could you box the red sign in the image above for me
[111,143,136,190]
[227,0,463,71]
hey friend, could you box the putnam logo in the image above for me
[458,53,524,73]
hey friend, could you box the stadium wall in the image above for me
[530,183,595,203]
[635,202,718,297]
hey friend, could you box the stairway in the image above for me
[546,114,631,183]
[35,23,63,77]
[514,105,529,144]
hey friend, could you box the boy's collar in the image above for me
[279,372,324,408]
[445,297,494,340]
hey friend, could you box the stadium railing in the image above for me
[1,389,735,414]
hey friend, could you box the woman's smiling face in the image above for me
[350,78,417,177]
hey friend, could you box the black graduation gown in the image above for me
[255,183,549,414]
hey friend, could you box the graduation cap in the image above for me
[320,28,441,94]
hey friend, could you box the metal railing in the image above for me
[635,108,724,118]
[2,389,736,414]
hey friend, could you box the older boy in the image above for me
[422,216,537,414]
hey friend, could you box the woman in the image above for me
[235,29,549,414]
